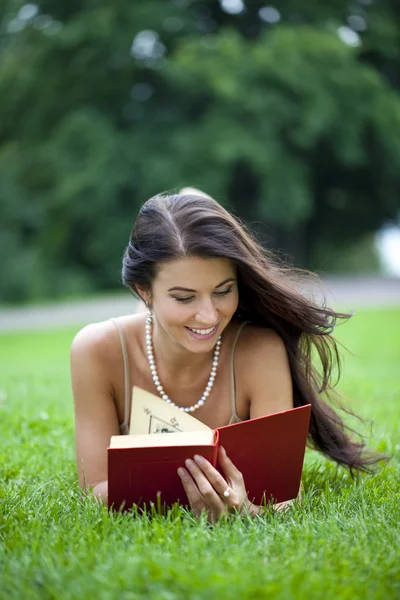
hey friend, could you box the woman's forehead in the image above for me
[154,257,236,288]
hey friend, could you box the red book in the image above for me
[108,392,311,511]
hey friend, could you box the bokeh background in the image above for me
[1,6,400,596]
[1,0,400,309]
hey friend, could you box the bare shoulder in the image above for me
[71,320,119,362]
[234,322,292,416]
[236,323,288,363]
[71,314,144,363]
[70,321,124,403]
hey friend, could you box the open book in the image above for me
[108,387,311,510]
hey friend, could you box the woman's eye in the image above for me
[214,287,233,297]
[172,287,233,303]
[173,296,194,303]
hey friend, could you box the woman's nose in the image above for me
[195,299,218,324]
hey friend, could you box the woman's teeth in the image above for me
[188,326,216,335]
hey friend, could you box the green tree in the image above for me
[1,1,400,302]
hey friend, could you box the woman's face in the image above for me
[144,256,239,354]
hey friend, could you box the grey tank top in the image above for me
[110,319,250,435]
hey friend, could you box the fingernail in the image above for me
[194,454,204,464]
[185,459,195,469]
[220,446,226,456]
[177,468,186,478]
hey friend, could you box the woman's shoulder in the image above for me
[235,321,286,355]
[232,320,288,376]
[70,313,146,362]
[234,321,292,413]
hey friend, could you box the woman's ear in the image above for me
[135,285,151,306]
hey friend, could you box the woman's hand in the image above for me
[177,446,254,522]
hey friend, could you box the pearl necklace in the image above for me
[145,311,222,413]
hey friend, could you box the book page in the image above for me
[129,387,211,435]
[110,430,214,449]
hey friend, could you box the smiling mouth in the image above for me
[186,325,218,336]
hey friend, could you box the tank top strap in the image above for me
[110,318,130,435]
[229,320,250,423]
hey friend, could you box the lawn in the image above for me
[0,308,399,600]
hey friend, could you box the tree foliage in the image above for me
[1,1,400,301]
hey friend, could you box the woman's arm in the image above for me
[71,323,120,503]
[244,327,300,512]
[245,327,293,418]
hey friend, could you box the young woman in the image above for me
[71,191,381,521]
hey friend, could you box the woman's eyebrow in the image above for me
[167,277,236,293]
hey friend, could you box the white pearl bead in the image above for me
[157,385,163,392]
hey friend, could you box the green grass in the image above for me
[0,308,399,600]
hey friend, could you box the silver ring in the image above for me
[223,487,230,498]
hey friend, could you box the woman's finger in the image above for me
[177,468,206,516]
[218,446,244,485]
[184,459,226,510]
[193,454,234,500]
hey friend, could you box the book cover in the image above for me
[108,387,311,510]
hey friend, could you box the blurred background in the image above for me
[1,0,400,318]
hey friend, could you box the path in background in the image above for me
[0,276,399,332]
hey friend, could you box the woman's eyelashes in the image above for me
[172,287,233,304]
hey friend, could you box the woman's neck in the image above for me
[148,322,219,387]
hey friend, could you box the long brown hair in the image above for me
[122,192,383,472]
